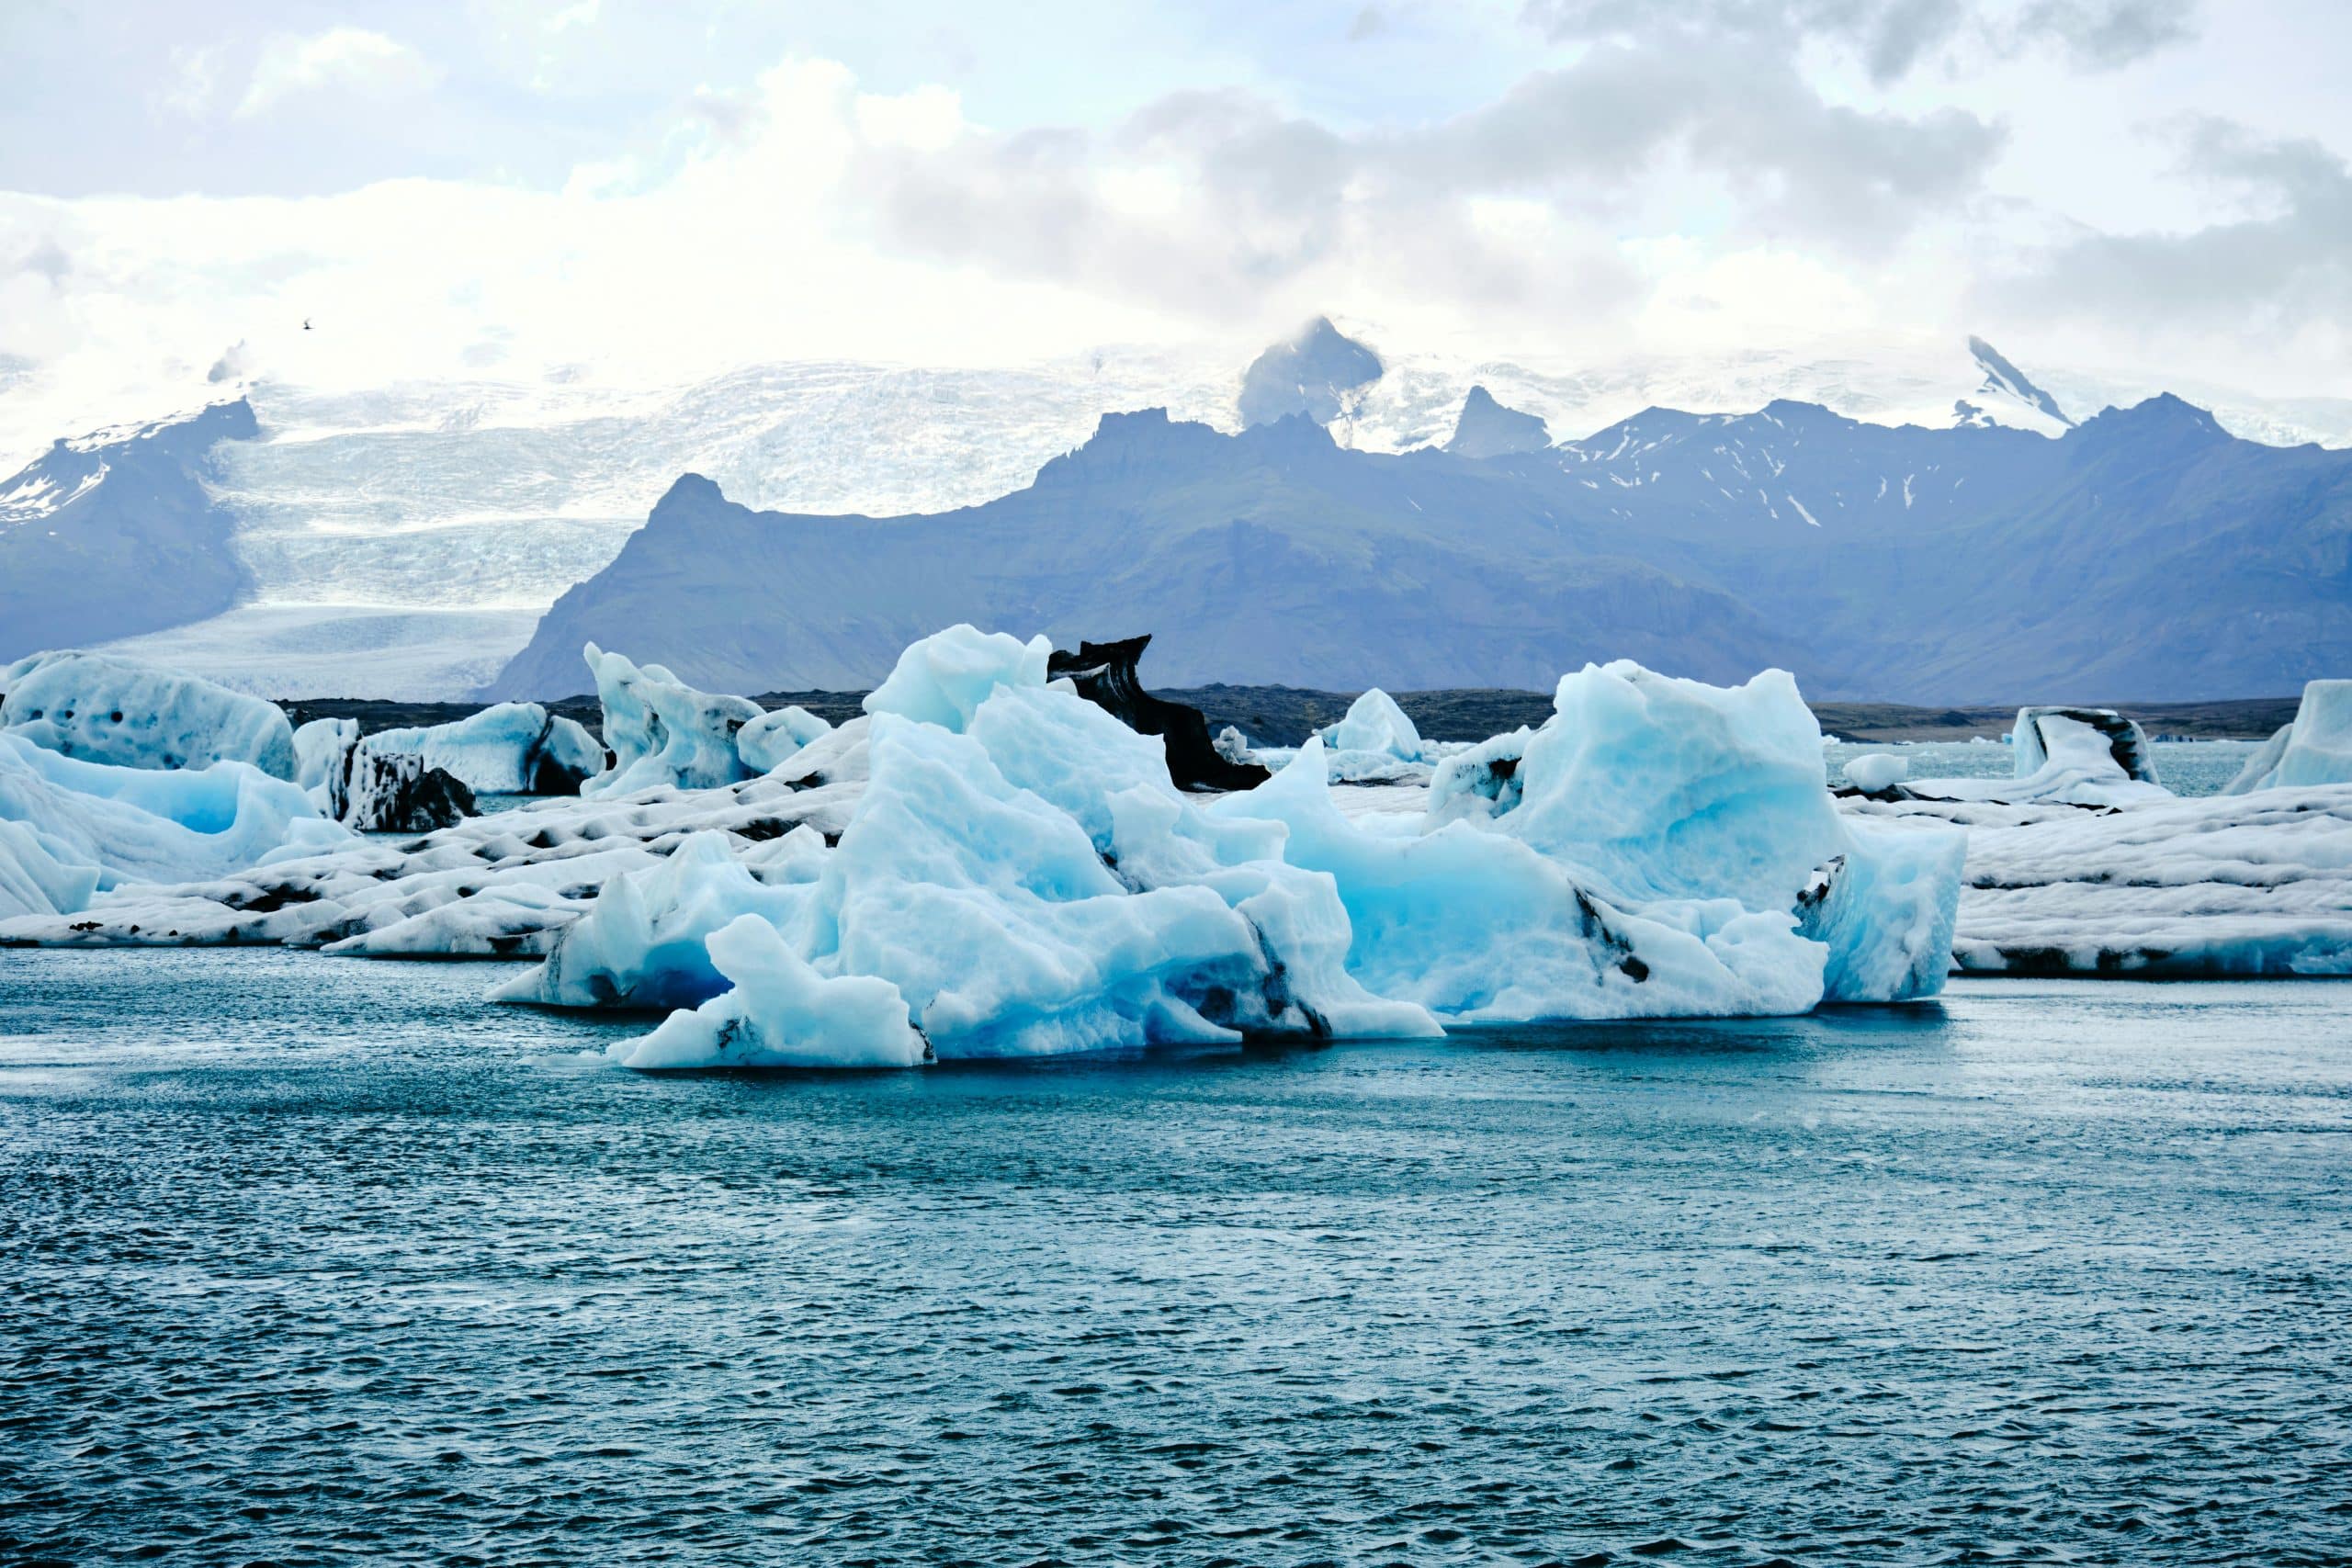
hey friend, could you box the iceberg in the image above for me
[1907,708,2167,807]
[1,650,298,780]
[1841,752,1909,793]
[1222,661,1962,1014]
[491,829,815,1010]
[863,625,1052,732]
[0,817,100,920]
[2224,680,2352,793]
[1324,688,1425,760]
[581,644,763,796]
[364,702,605,795]
[736,705,833,775]
[1314,688,1461,783]
[0,729,346,889]
[618,915,930,1069]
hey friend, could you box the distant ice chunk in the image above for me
[1842,752,1909,792]
[1910,710,2168,807]
[1,650,297,779]
[582,643,762,796]
[2012,706,2155,784]
[2223,681,2352,793]
[736,705,833,774]
[367,702,604,795]
[1324,688,1425,760]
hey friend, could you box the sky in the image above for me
[5,0,2351,432]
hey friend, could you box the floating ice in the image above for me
[616,916,930,1069]
[366,702,604,795]
[1,650,297,779]
[1846,785,2352,976]
[1908,710,2168,807]
[0,817,99,919]
[863,625,1052,732]
[582,644,762,796]
[1842,752,1908,792]
[736,705,833,774]
[1324,689,1425,759]
[2224,681,2352,794]
[492,829,817,1010]
[1212,661,1963,1015]
[0,729,345,890]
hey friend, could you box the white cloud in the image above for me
[157,44,224,118]
[235,28,441,120]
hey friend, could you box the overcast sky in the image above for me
[5,0,2350,424]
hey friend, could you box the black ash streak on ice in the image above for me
[4,952,2351,1564]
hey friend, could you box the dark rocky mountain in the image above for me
[0,400,258,661]
[1444,386,1550,457]
[1237,318,1384,429]
[489,389,2352,705]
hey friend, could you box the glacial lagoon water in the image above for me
[4,949,2348,1565]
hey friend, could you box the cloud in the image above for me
[1522,0,2197,82]
[205,340,254,383]
[235,28,441,119]
[157,44,225,118]
[1994,117,2352,346]
[851,37,2003,325]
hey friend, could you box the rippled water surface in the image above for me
[4,950,2349,1565]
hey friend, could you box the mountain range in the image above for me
[6,327,2349,702]
[490,381,2352,704]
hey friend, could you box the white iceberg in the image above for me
[581,644,762,796]
[1,650,297,780]
[0,729,346,890]
[1908,709,2168,807]
[1324,688,1425,759]
[736,705,833,774]
[618,915,930,1070]
[1313,687,1461,783]
[366,702,605,795]
[2224,680,2352,794]
[0,817,100,920]
[863,625,1053,732]
[1842,752,1908,792]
